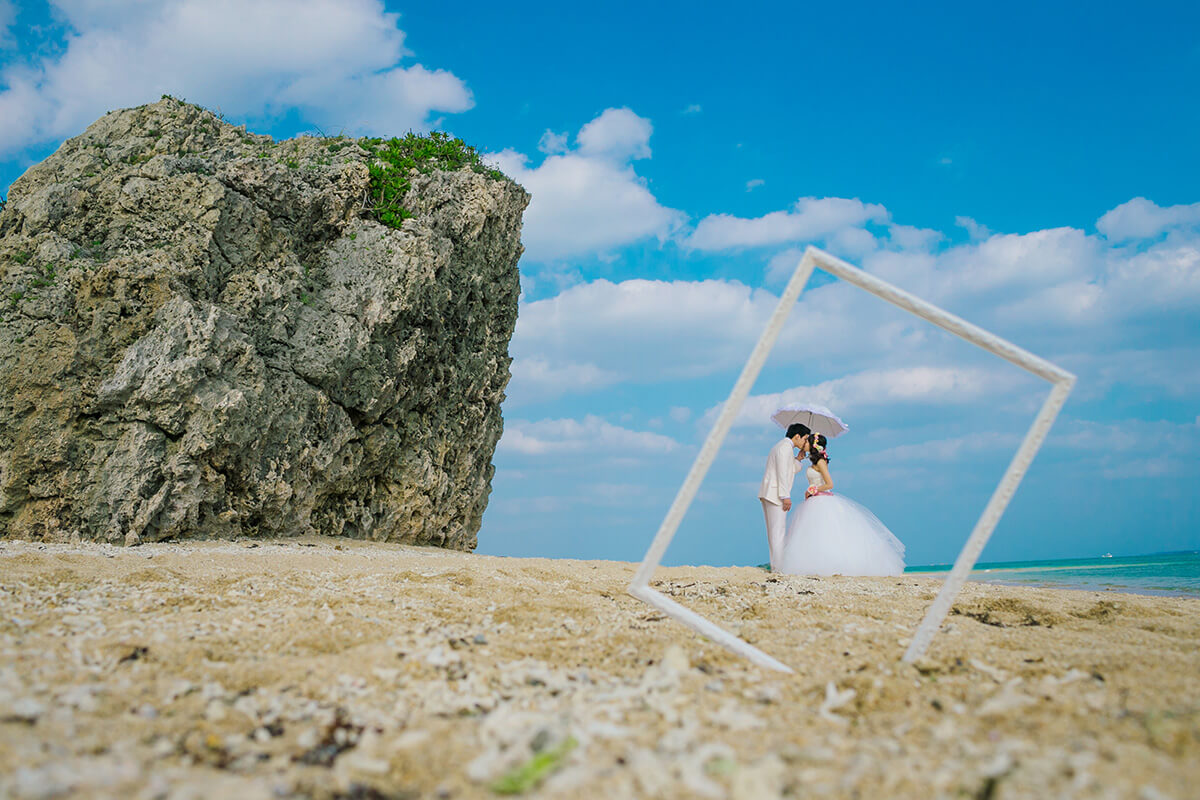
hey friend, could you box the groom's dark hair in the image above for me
[785,423,811,439]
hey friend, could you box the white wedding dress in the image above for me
[777,465,906,576]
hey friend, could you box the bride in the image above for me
[777,434,906,576]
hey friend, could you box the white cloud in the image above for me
[683,104,702,115]
[1106,240,1200,308]
[0,0,15,46]
[1057,419,1200,482]
[889,224,1200,330]
[930,227,1098,299]
[888,224,943,252]
[707,366,1019,429]
[955,216,991,241]
[669,406,692,423]
[510,263,1018,401]
[492,482,662,515]
[590,482,661,506]
[746,178,765,192]
[686,196,889,251]
[988,238,1200,328]
[486,108,684,262]
[576,107,652,161]
[693,196,1194,340]
[861,431,1020,463]
[0,0,473,156]
[1096,197,1200,241]
[510,277,807,387]
[519,225,1198,410]
[498,415,679,456]
[509,194,1200,411]
[860,224,1143,332]
[1056,422,1138,453]
[1056,417,1200,454]
[538,129,569,154]
[1100,456,1178,480]
[828,226,878,259]
[764,248,805,285]
[506,357,620,405]
[1059,347,1200,401]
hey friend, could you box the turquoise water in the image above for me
[907,551,1200,597]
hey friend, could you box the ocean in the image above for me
[907,551,1200,597]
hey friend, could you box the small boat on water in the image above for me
[1102,553,1113,558]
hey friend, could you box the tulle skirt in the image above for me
[778,493,906,576]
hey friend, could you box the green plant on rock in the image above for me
[490,737,577,795]
[300,262,320,297]
[13,250,30,265]
[360,131,506,229]
[0,194,6,214]
[28,262,56,289]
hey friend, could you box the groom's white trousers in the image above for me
[761,499,787,571]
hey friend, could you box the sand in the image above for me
[1,537,1197,799]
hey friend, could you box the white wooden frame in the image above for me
[628,246,1075,672]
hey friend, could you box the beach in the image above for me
[1,538,1197,799]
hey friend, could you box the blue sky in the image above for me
[2,1,1198,567]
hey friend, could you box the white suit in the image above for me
[759,437,799,571]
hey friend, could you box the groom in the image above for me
[759,423,810,571]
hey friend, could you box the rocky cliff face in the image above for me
[0,98,528,548]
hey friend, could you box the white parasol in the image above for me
[770,402,849,438]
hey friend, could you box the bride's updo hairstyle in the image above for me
[809,433,830,464]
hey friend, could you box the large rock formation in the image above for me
[0,98,528,548]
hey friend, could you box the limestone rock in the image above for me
[0,98,528,548]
